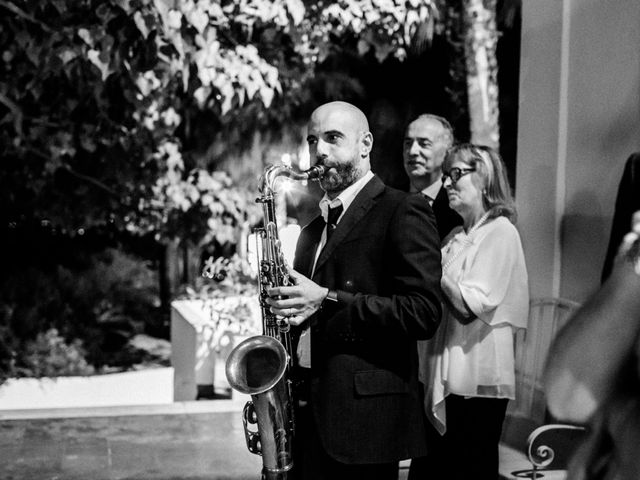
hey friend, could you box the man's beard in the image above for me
[319,161,360,194]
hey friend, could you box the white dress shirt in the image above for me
[297,170,375,368]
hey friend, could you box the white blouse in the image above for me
[419,216,529,434]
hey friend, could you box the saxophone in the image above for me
[225,164,324,480]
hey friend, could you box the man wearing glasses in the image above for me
[402,114,462,241]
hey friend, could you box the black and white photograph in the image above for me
[1,1,639,479]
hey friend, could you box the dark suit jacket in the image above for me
[293,175,442,464]
[431,185,463,241]
[602,153,640,282]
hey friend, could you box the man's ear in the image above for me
[360,132,373,157]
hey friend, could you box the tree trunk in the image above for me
[159,243,171,313]
[463,0,500,149]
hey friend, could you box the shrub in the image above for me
[17,328,95,378]
[0,247,163,381]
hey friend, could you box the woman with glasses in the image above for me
[417,143,529,479]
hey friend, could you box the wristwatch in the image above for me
[322,289,338,308]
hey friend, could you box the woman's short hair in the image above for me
[442,143,517,222]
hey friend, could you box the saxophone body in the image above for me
[225,164,324,480]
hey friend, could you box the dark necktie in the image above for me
[326,204,343,241]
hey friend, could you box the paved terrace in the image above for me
[0,401,260,480]
[0,400,558,480]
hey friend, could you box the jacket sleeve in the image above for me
[328,194,443,340]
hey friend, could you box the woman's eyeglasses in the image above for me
[442,167,475,185]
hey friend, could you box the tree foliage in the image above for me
[0,0,436,247]
[0,0,525,379]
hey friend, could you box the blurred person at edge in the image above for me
[601,153,640,282]
[415,144,529,480]
[402,114,462,241]
[545,211,640,480]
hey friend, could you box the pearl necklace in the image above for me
[442,211,491,272]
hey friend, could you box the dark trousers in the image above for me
[291,367,398,480]
[408,394,508,480]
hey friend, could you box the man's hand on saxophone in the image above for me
[265,269,329,326]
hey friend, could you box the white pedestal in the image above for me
[170,298,260,401]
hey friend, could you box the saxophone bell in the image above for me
[226,335,294,479]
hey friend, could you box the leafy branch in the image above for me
[0,0,52,32]
[0,0,438,247]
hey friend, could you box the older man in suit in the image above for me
[266,101,442,479]
[403,114,462,241]
[402,113,461,479]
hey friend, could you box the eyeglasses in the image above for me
[442,167,475,185]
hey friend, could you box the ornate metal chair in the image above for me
[525,423,587,479]
[510,297,581,423]
[504,298,586,479]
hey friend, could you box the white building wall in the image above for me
[516,0,640,303]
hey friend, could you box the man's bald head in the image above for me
[311,101,370,134]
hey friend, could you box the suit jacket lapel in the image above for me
[432,185,462,240]
[314,175,385,274]
[294,216,325,277]
[432,186,448,215]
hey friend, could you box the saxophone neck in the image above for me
[259,164,325,197]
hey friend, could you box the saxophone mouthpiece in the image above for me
[306,165,325,180]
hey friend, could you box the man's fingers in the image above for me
[620,232,639,256]
[288,269,313,286]
[288,269,302,281]
[270,307,304,317]
[267,285,301,297]
[287,315,306,327]
[266,286,286,297]
[267,297,304,309]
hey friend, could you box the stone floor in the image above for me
[0,400,546,480]
[0,401,261,480]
